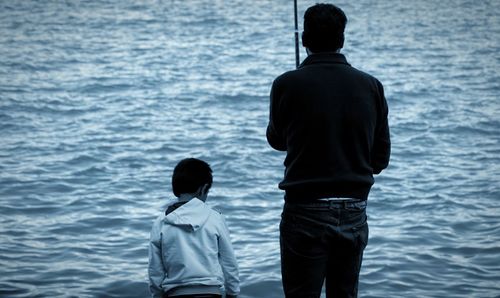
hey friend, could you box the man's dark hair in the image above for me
[302,3,347,53]
[172,158,213,197]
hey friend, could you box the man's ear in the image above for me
[301,31,307,47]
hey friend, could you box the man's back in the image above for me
[267,53,390,202]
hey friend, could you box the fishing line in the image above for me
[294,0,300,68]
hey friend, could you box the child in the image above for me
[148,158,240,298]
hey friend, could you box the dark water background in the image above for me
[1,0,499,297]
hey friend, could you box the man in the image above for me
[266,3,390,298]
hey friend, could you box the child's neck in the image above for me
[178,193,196,202]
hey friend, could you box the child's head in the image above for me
[172,158,213,200]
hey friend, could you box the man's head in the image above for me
[172,158,213,199]
[302,3,347,53]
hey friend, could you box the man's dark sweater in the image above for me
[267,53,391,202]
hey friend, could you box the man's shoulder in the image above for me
[272,69,306,92]
[273,63,384,92]
[274,68,303,82]
[346,64,383,84]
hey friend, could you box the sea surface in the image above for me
[1,0,499,297]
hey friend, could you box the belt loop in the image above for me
[328,200,335,209]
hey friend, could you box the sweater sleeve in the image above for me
[266,78,287,151]
[371,81,391,174]
[217,216,240,295]
[148,219,165,298]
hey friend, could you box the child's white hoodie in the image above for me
[148,198,240,298]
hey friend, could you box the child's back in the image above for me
[148,158,239,298]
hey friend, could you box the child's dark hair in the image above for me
[172,158,213,197]
[302,3,347,53]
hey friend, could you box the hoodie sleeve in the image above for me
[217,216,240,296]
[148,219,165,298]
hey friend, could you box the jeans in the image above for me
[280,200,368,298]
[163,295,222,298]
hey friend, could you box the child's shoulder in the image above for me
[208,204,224,215]
[207,206,228,224]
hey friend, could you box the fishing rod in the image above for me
[294,0,300,68]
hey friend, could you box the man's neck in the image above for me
[306,48,341,56]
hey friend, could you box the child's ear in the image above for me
[201,184,210,195]
[196,184,210,202]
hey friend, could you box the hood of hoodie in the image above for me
[163,198,211,231]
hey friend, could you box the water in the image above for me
[1,0,499,297]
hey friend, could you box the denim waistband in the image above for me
[286,199,367,209]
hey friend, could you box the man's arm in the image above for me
[266,79,287,151]
[371,81,391,174]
